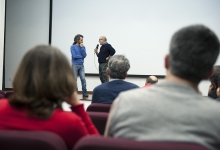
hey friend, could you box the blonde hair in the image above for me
[9,45,76,119]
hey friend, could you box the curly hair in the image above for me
[73,34,83,45]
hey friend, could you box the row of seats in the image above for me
[0,91,14,99]
[0,102,211,149]
[84,103,210,149]
[0,130,209,150]
[86,103,111,112]
[86,103,111,135]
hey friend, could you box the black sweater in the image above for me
[208,90,218,99]
[97,43,115,63]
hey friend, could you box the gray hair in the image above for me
[108,55,130,79]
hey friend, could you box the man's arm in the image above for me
[80,44,87,58]
[108,44,116,56]
[71,46,83,59]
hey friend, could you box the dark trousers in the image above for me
[99,62,109,83]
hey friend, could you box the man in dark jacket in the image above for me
[94,36,115,83]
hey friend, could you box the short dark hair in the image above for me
[73,34,83,45]
[169,25,220,84]
[210,66,220,89]
[147,76,158,84]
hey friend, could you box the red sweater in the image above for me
[142,84,153,88]
[0,99,99,150]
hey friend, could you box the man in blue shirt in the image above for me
[71,34,88,98]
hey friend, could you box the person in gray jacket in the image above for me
[105,25,220,150]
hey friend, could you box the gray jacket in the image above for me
[105,81,220,150]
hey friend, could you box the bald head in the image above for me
[146,76,158,84]
[99,36,107,45]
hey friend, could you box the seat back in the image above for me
[74,136,210,150]
[5,91,14,98]
[87,112,108,135]
[0,90,5,99]
[0,130,67,150]
[86,103,111,113]
[0,94,5,99]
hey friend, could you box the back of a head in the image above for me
[147,76,158,84]
[10,45,76,119]
[169,25,220,84]
[108,55,130,79]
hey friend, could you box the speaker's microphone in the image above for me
[96,44,99,49]
[94,44,99,54]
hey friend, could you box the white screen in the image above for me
[52,0,220,75]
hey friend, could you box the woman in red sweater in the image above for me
[0,45,99,150]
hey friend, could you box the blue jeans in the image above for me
[72,64,87,96]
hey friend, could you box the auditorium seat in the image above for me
[5,91,14,98]
[74,136,210,150]
[86,103,111,113]
[0,90,5,99]
[87,112,109,135]
[0,130,67,150]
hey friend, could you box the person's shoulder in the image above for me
[0,99,8,103]
[111,88,149,115]
[70,45,76,50]
[117,86,162,104]
[117,88,148,102]
[71,44,78,48]
[94,83,109,91]
[53,109,82,123]
[200,96,220,107]
[51,109,86,132]
[198,97,220,120]
[106,43,112,47]
[216,98,220,102]
[119,80,139,87]
[124,80,139,88]
[0,99,9,108]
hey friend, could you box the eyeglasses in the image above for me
[99,39,103,40]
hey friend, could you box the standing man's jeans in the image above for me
[99,62,109,83]
[72,64,88,97]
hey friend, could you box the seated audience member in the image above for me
[92,55,139,104]
[0,45,99,150]
[142,75,158,88]
[208,66,220,98]
[105,25,220,150]
[215,74,220,101]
